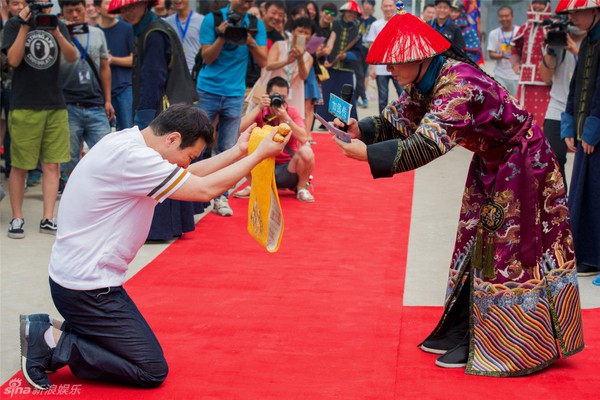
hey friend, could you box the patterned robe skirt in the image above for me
[435,125,584,376]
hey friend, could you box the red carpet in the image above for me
[2,139,599,399]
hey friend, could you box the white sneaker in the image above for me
[232,186,251,199]
[212,196,233,217]
[8,218,25,239]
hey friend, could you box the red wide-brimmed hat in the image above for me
[108,0,158,14]
[366,1,451,65]
[555,0,600,13]
[339,1,363,15]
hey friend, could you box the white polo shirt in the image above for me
[49,127,190,291]
[365,18,392,76]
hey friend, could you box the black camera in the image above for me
[24,0,58,30]
[222,11,248,45]
[67,22,89,36]
[542,16,571,48]
[269,93,285,108]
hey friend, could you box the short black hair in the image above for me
[149,104,214,149]
[321,2,337,13]
[423,3,435,10]
[267,76,289,94]
[264,0,286,12]
[498,6,513,16]
[58,0,86,9]
[291,17,313,33]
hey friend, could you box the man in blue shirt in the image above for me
[96,0,134,131]
[197,0,267,217]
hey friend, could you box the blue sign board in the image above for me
[328,94,352,124]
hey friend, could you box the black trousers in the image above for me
[49,278,168,388]
[543,118,568,190]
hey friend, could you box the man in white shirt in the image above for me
[364,0,403,113]
[164,0,203,74]
[18,104,289,391]
[487,6,520,96]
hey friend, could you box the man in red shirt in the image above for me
[237,76,315,202]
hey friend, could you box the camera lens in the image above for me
[270,94,284,108]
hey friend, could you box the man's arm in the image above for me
[248,37,267,67]
[186,139,247,178]
[6,23,29,67]
[99,57,114,119]
[54,23,77,62]
[109,53,133,67]
[200,16,228,65]
[240,99,263,131]
[172,130,288,201]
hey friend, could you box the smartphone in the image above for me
[294,34,306,53]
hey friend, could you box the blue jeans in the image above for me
[112,86,133,131]
[376,75,404,114]
[62,104,111,174]
[195,89,243,155]
[195,90,243,198]
[50,278,168,387]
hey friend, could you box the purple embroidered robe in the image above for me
[362,58,584,376]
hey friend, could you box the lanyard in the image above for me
[500,27,514,45]
[175,11,193,41]
[72,32,90,62]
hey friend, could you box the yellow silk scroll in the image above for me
[247,125,284,252]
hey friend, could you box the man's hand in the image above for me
[258,94,271,109]
[564,33,579,56]
[334,136,367,161]
[237,122,255,155]
[104,102,115,121]
[215,20,228,38]
[15,5,31,29]
[333,117,361,140]
[247,33,258,48]
[273,105,290,123]
[255,126,291,158]
[582,139,595,155]
[565,137,577,152]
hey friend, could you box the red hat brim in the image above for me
[555,0,600,14]
[108,0,158,14]
[366,8,451,65]
[340,1,363,15]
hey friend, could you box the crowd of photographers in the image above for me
[0,0,598,279]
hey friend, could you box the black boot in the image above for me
[419,282,469,354]
[435,332,469,368]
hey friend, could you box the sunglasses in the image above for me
[323,10,336,16]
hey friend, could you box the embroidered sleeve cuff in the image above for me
[367,141,398,178]
[582,116,600,146]
[358,117,377,145]
[560,112,575,139]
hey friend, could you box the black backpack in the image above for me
[191,11,258,81]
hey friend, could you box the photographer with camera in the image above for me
[58,0,113,180]
[539,14,584,191]
[235,76,315,202]
[2,0,77,238]
[196,0,267,217]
